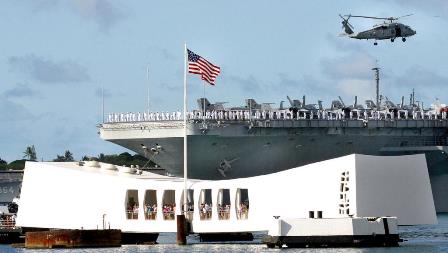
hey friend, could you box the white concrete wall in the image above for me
[16,154,436,234]
[269,217,398,237]
[354,154,437,225]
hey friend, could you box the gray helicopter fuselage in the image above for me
[351,22,416,40]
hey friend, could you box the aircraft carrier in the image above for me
[0,171,22,213]
[99,90,448,213]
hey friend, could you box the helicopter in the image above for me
[339,14,416,45]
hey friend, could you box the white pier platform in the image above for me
[263,217,401,247]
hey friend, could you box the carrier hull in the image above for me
[100,119,448,212]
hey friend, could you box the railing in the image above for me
[162,210,175,220]
[218,210,230,220]
[126,210,139,220]
[236,209,249,220]
[199,209,212,220]
[104,110,448,124]
[144,211,157,220]
[0,218,16,229]
[123,207,252,221]
[182,211,194,221]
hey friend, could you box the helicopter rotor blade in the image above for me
[348,15,389,20]
[397,13,414,19]
[347,14,414,21]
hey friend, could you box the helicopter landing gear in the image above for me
[374,41,378,46]
[402,37,406,42]
[391,38,395,42]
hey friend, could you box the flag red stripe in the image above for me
[202,74,215,83]
[197,59,220,74]
[198,61,219,76]
[197,63,220,80]
[189,61,220,80]
[197,60,220,77]
[188,50,221,85]
[188,63,201,74]
[197,58,220,72]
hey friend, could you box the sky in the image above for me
[1,0,448,162]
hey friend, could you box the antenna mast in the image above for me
[372,67,380,110]
[412,88,415,107]
[101,87,104,123]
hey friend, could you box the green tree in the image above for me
[23,145,37,161]
[64,150,74,162]
[53,150,74,162]
[0,157,7,170]
[53,155,66,162]
[8,160,26,170]
[92,152,155,168]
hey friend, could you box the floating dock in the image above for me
[263,217,401,248]
[25,229,121,249]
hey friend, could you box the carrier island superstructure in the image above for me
[99,92,448,213]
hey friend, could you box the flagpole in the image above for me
[203,83,206,118]
[146,64,150,113]
[183,43,188,216]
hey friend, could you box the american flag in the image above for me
[188,49,221,85]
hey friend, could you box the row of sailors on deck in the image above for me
[108,111,183,122]
[106,109,448,123]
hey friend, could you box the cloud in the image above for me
[161,49,176,61]
[25,0,126,31]
[276,73,301,89]
[159,81,181,90]
[0,99,34,122]
[321,52,377,79]
[389,65,448,102]
[28,0,60,11]
[336,78,374,100]
[94,87,113,98]
[325,33,363,52]
[69,0,126,31]
[3,83,41,99]
[318,50,448,104]
[381,0,448,18]
[275,73,319,96]
[225,74,263,93]
[306,52,380,103]
[8,55,90,84]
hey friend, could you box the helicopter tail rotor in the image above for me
[339,14,354,34]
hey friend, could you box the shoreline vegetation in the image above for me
[0,145,154,171]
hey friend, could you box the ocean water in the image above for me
[2,214,447,253]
